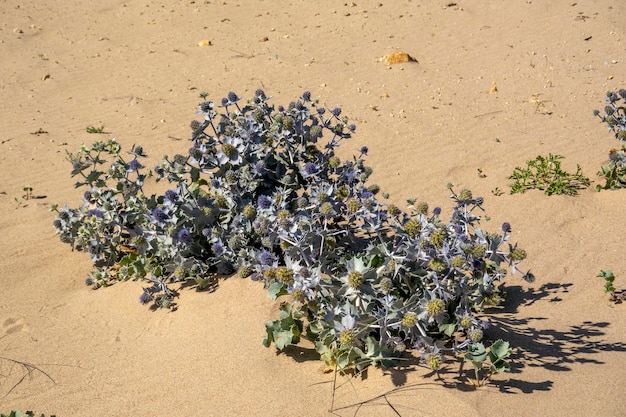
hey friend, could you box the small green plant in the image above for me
[594,89,626,191]
[463,339,511,387]
[22,185,33,200]
[491,187,504,196]
[86,124,106,134]
[597,269,616,294]
[529,94,552,115]
[509,154,590,196]
[14,185,35,208]
[597,269,625,304]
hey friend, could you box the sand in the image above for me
[1,1,625,416]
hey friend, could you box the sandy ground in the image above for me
[1,0,625,416]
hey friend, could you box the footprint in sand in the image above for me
[1,316,29,337]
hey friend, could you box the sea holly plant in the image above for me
[53,90,531,378]
[594,89,626,191]
[262,184,532,375]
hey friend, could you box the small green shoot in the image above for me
[597,269,616,294]
[86,124,106,134]
[491,187,504,196]
[23,184,33,200]
[597,269,625,304]
[509,154,590,196]
[530,94,552,115]
[464,339,511,387]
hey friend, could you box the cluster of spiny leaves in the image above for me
[53,90,530,373]
[594,89,626,190]
[263,186,531,373]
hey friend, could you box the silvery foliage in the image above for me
[594,89,626,190]
[53,91,531,372]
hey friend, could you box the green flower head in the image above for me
[276,266,295,285]
[426,299,445,316]
[403,219,422,238]
[510,248,527,262]
[426,353,442,370]
[416,201,429,215]
[401,311,419,328]
[347,271,364,289]
[339,329,357,347]
[429,227,447,248]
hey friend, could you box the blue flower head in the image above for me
[257,195,272,210]
[129,145,146,157]
[258,250,275,266]
[177,227,192,244]
[87,209,104,218]
[227,91,239,102]
[127,159,144,172]
[164,189,179,203]
[211,240,225,257]
[303,162,319,177]
[152,208,169,223]
[200,101,214,113]
[251,161,266,177]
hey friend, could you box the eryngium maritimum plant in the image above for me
[54,90,531,374]
[594,89,626,190]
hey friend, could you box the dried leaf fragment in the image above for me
[383,51,418,65]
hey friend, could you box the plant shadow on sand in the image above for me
[482,283,626,394]
[278,280,626,415]
[430,282,625,393]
